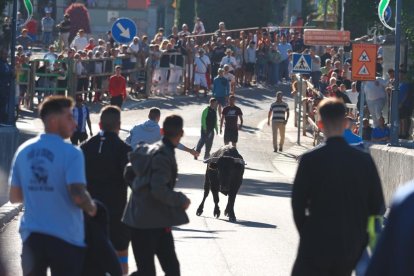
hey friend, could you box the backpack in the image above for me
[123,142,162,193]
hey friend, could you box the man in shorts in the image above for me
[81,105,132,275]
[193,48,211,97]
[213,68,230,116]
[9,96,97,275]
[220,95,243,147]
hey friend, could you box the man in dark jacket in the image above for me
[291,98,384,276]
[81,105,132,275]
[195,98,218,160]
[123,115,191,276]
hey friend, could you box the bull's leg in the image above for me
[196,169,211,216]
[226,193,237,222]
[211,188,220,218]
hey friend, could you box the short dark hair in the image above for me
[209,97,217,104]
[100,105,121,132]
[318,98,346,127]
[148,107,161,120]
[229,95,235,100]
[163,115,183,138]
[39,96,74,121]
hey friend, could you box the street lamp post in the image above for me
[390,0,402,145]
[7,0,18,126]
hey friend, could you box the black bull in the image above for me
[196,146,245,222]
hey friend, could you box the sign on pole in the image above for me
[304,29,351,46]
[351,44,377,81]
[292,54,312,74]
[111,17,137,45]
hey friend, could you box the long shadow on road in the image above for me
[178,173,292,198]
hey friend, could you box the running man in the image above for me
[220,95,243,147]
[213,68,230,117]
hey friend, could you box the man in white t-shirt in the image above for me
[193,48,211,97]
[345,82,359,105]
[70,29,88,51]
[362,77,387,127]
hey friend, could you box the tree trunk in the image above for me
[323,0,329,29]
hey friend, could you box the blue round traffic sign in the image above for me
[111,17,137,45]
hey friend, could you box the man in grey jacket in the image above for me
[123,115,191,276]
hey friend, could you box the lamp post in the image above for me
[7,0,18,126]
[390,0,402,145]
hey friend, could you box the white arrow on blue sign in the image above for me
[111,17,137,44]
[292,54,312,74]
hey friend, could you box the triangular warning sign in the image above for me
[358,64,370,75]
[358,51,370,62]
[293,55,311,71]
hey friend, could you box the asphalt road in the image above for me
[0,85,315,276]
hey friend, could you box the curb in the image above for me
[0,202,23,229]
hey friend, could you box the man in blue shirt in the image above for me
[9,96,97,276]
[71,95,93,145]
[372,117,390,143]
[277,35,292,82]
[343,116,364,149]
[212,68,230,117]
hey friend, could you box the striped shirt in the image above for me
[73,105,90,133]
[270,101,289,122]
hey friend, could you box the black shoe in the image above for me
[279,147,283,152]
[273,149,278,152]
[204,154,210,160]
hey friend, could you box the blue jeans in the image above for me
[196,129,215,157]
[42,31,53,46]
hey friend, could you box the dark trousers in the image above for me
[311,71,322,89]
[292,254,355,276]
[70,131,88,145]
[110,95,123,108]
[196,129,214,157]
[22,232,85,276]
[279,59,290,81]
[130,228,180,276]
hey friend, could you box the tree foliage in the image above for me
[343,0,378,38]
[175,0,273,33]
[65,3,91,43]
[175,0,195,29]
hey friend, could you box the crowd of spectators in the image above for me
[6,14,414,140]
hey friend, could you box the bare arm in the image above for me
[239,115,243,129]
[286,110,290,122]
[67,184,97,217]
[268,110,272,126]
[9,186,23,204]
[220,116,224,133]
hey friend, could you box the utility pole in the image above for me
[390,0,402,145]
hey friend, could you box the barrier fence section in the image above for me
[17,52,193,109]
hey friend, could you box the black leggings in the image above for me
[130,227,180,276]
